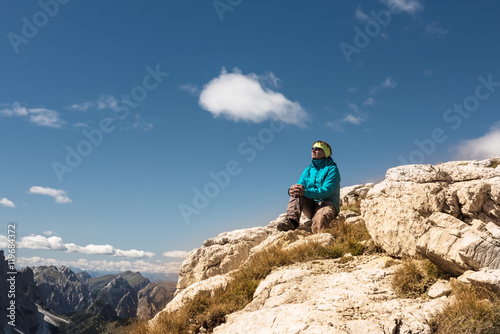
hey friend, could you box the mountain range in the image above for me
[0,250,176,333]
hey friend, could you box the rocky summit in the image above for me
[151,157,500,333]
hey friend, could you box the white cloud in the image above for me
[43,231,56,236]
[14,234,155,258]
[363,97,376,106]
[28,108,64,129]
[347,87,358,93]
[0,198,15,208]
[18,235,67,251]
[343,114,364,125]
[67,95,121,112]
[454,122,500,160]
[97,95,120,111]
[0,103,63,129]
[0,102,28,116]
[18,256,182,274]
[370,76,397,95]
[199,68,308,126]
[425,22,448,37]
[258,72,280,88]
[327,101,366,132]
[66,243,115,255]
[180,84,201,96]
[68,102,93,111]
[115,249,155,258]
[347,101,360,115]
[29,186,72,204]
[380,0,424,14]
[0,235,8,248]
[381,76,397,88]
[162,250,189,258]
[130,114,154,131]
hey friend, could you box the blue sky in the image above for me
[1,0,500,280]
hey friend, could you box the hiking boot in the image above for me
[277,218,299,231]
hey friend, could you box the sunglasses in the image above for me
[311,147,323,151]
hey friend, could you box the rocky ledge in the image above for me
[214,255,443,334]
[151,157,500,333]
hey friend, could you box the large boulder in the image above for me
[362,157,500,275]
[176,226,274,291]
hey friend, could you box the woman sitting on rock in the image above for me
[277,140,341,234]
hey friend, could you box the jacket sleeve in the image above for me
[303,165,339,200]
[297,167,309,187]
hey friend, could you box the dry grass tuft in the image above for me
[391,258,441,298]
[326,217,372,255]
[429,281,500,334]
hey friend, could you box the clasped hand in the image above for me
[289,184,305,197]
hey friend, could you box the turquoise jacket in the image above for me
[297,157,341,213]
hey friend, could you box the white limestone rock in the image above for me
[149,274,232,326]
[345,216,365,226]
[427,280,452,299]
[362,157,500,274]
[176,226,273,290]
[458,268,500,292]
[213,256,447,334]
[340,183,374,208]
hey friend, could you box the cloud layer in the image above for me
[8,234,155,258]
[18,256,182,274]
[29,186,72,204]
[455,122,500,160]
[199,68,308,126]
